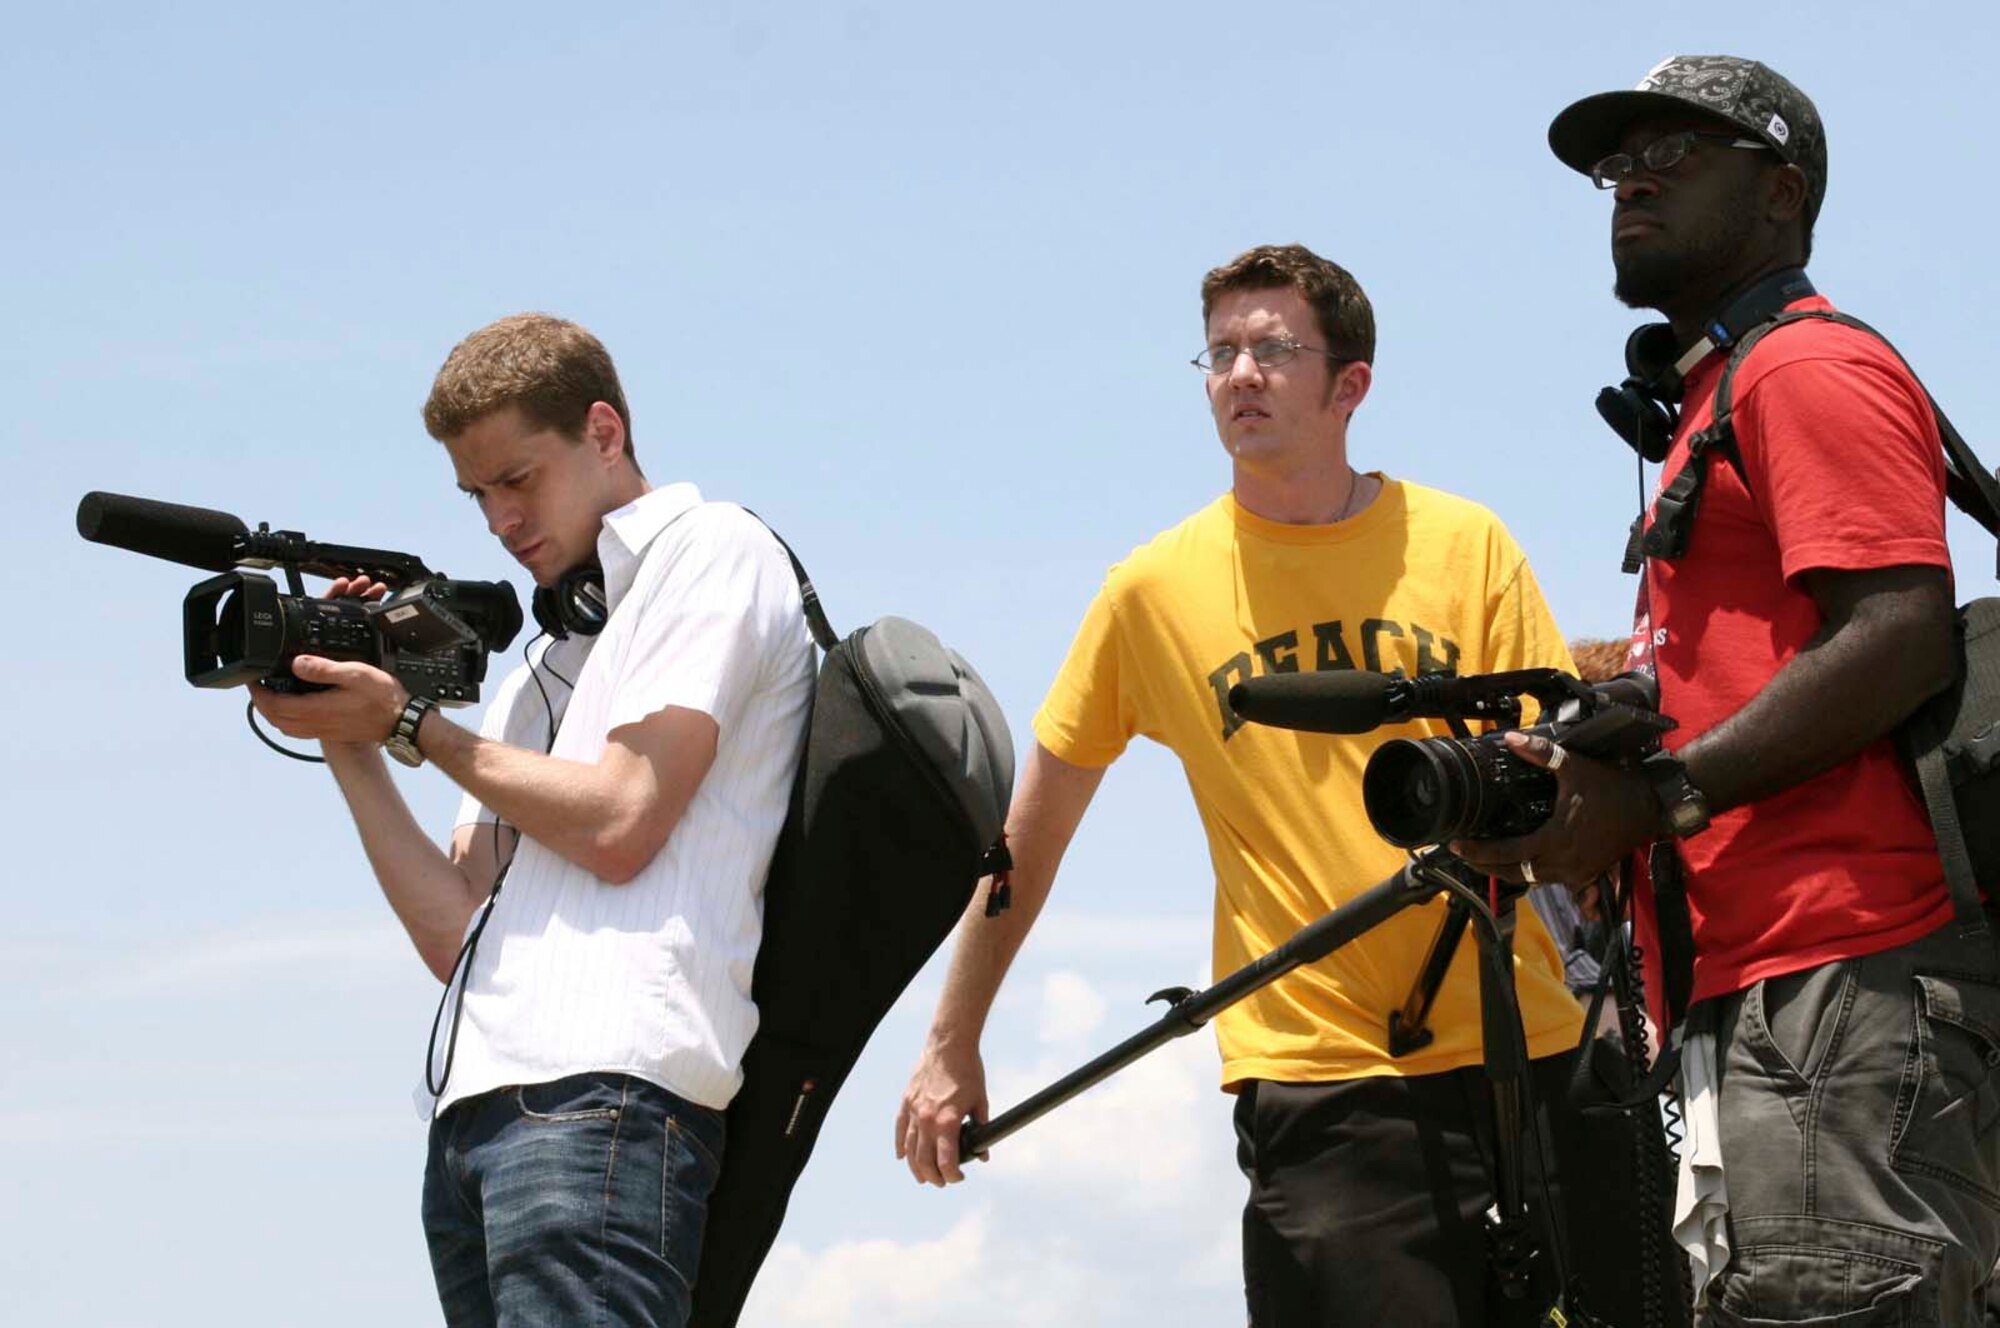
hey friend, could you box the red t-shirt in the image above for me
[1640,295,1953,1003]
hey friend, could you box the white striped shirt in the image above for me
[430,482,813,1115]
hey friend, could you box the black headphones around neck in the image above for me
[530,562,609,640]
[1596,267,1817,461]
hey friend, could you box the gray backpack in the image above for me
[689,532,1015,1327]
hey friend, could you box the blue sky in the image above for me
[9,4,2000,1324]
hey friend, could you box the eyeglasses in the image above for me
[1190,336,1351,375]
[1589,131,1771,190]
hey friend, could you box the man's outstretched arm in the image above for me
[896,743,1105,1186]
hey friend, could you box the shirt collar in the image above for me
[597,481,702,612]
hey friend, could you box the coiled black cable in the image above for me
[1603,871,1694,1327]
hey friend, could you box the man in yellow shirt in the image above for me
[897,245,1596,1325]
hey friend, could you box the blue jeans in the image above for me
[422,1072,726,1328]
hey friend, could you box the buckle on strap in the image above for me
[1946,723,2000,784]
[1641,428,1729,565]
[1642,460,1704,562]
[981,837,1014,918]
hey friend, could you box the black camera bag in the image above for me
[1664,310,2000,936]
[687,526,1015,1328]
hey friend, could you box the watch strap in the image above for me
[1643,751,1711,839]
[386,694,437,767]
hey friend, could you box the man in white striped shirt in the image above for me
[251,314,815,1327]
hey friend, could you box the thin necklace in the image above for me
[1334,468,1367,522]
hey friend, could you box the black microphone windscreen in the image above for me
[76,491,248,572]
[1227,670,1399,735]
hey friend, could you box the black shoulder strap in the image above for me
[1636,425,1725,563]
[1672,311,2000,573]
[1641,312,1822,563]
[1805,313,2000,553]
[740,508,839,651]
[1911,713,1990,940]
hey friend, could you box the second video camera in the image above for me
[1229,666,1675,847]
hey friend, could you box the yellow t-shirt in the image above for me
[1033,479,1584,1087]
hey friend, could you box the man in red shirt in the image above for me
[1456,56,2000,1322]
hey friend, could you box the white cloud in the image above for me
[744,1208,986,1325]
[985,1032,1213,1210]
[742,1209,1115,1327]
[772,963,1246,1327]
[888,910,1208,1026]
[971,971,1241,1243]
[1037,969,1108,1044]
[41,913,410,1003]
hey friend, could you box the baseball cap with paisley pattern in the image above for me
[1548,56,1827,222]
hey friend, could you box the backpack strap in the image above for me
[740,508,839,651]
[1647,310,2000,936]
[1647,310,2000,569]
[1818,313,2000,551]
[1911,699,1989,940]
[1636,422,1729,563]
[1642,311,1821,562]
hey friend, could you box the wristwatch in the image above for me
[1642,751,1712,839]
[384,694,438,768]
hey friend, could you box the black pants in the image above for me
[1235,1050,1679,1327]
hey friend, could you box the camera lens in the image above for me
[1363,733,1562,847]
[1364,738,1479,847]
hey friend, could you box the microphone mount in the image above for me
[1390,668,1587,739]
[234,523,438,597]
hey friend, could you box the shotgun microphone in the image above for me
[1229,669,1558,735]
[77,491,248,572]
[1227,671,1404,734]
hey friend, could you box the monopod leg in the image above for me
[960,860,1442,1158]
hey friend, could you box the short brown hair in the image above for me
[422,313,635,459]
[1568,638,1632,684]
[1200,244,1375,365]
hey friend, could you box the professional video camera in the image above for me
[77,491,522,704]
[1230,667,1675,846]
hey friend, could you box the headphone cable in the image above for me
[422,627,578,1103]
